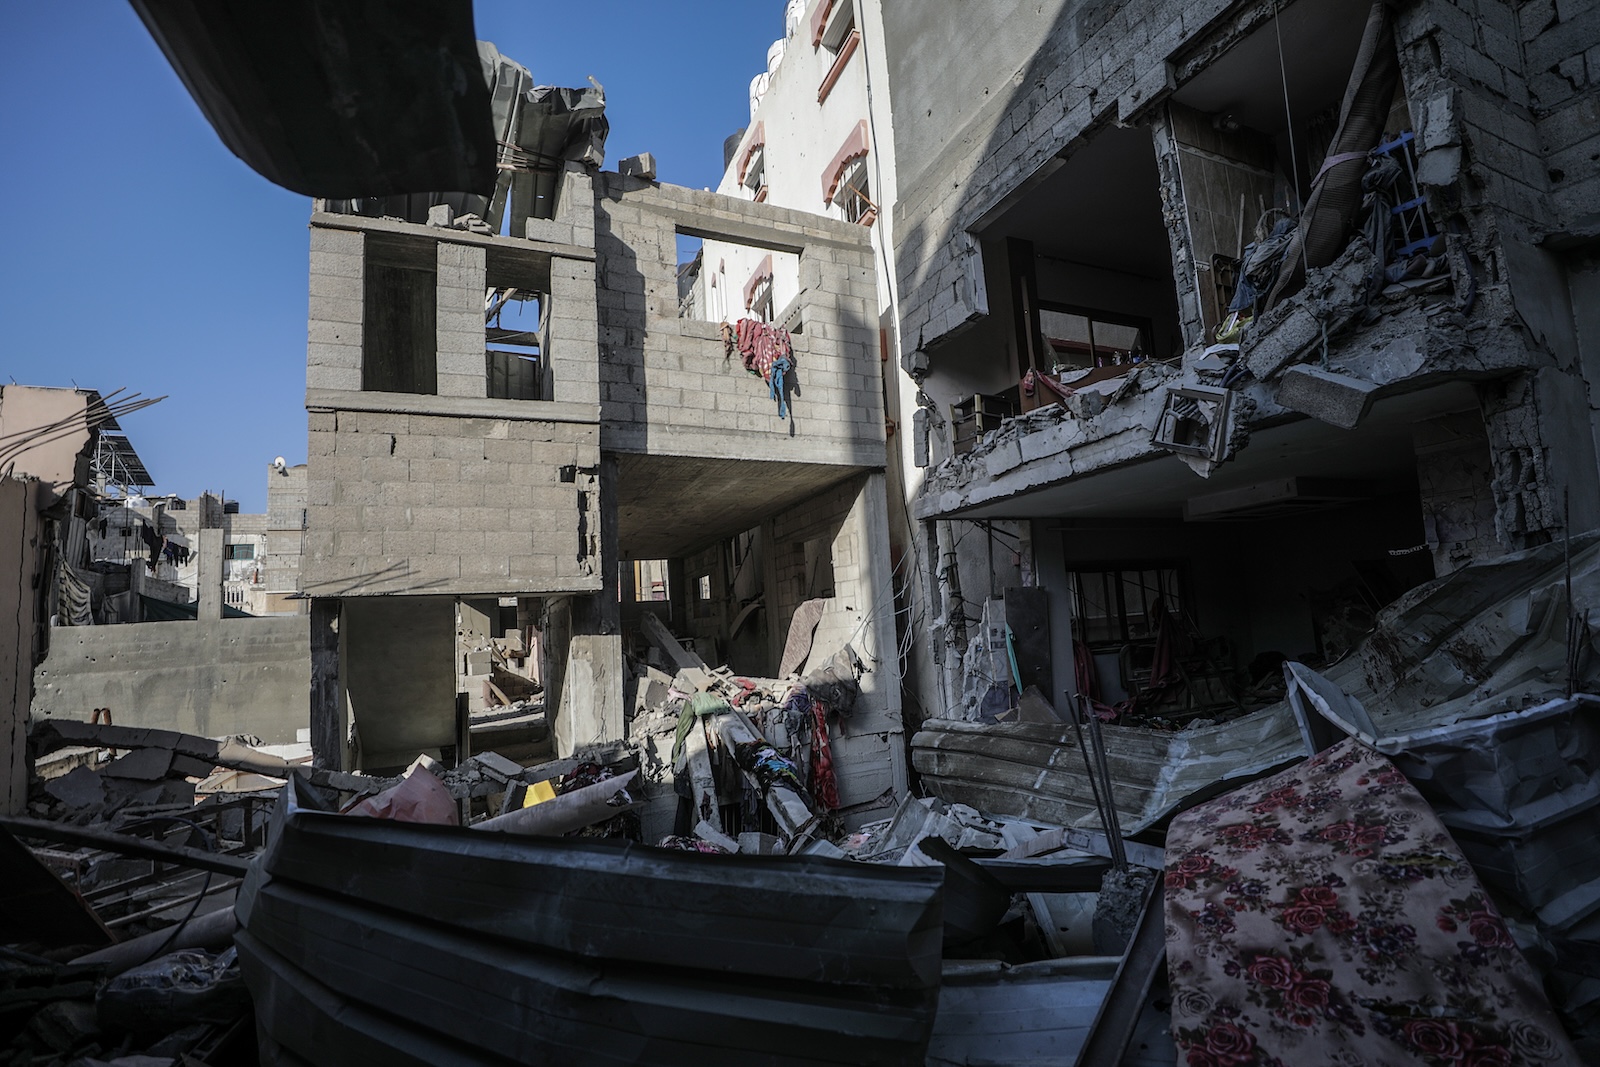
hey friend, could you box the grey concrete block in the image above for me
[1275,365,1382,430]
[618,153,657,180]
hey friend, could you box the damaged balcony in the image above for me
[916,0,1569,565]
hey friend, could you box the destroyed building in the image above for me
[297,45,906,809]
[862,0,1600,743]
[6,2,1600,1063]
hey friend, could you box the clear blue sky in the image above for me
[0,1,778,511]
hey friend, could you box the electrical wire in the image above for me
[112,815,221,965]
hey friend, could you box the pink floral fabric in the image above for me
[1164,738,1580,1067]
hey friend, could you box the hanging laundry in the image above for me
[732,317,796,419]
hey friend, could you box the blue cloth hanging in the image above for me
[769,356,792,420]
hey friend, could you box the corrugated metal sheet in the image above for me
[238,783,944,1065]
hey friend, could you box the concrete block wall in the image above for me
[549,254,601,407]
[1393,0,1552,238]
[307,227,364,392]
[765,471,906,813]
[883,0,1591,352]
[1521,0,1600,228]
[32,617,310,745]
[301,400,603,598]
[306,213,601,406]
[883,0,1234,352]
[436,242,488,398]
[523,164,599,250]
[593,173,887,467]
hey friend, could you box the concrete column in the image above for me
[197,528,224,621]
[435,242,488,399]
[1,476,42,815]
[552,456,624,756]
[309,598,343,770]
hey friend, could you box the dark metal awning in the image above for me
[127,0,496,198]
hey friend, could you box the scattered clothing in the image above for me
[1165,737,1582,1067]
[655,835,730,854]
[671,693,731,769]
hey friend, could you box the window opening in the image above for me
[802,538,836,599]
[362,235,438,395]
[818,1,855,54]
[485,287,546,401]
[633,559,670,602]
[225,543,256,561]
[1070,565,1185,648]
[742,146,768,202]
[816,3,860,104]
[1039,305,1153,374]
[697,574,712,600]
[747,273,775,323]
[834,156,877,225]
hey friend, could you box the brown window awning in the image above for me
[821,120,870,206]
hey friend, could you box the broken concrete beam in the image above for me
[681,719,719,827]
[1244,303,1325,381]
[30,721,292,778]
[1274,365,1381,429]
[618,152,657,181]
[1243,242,1377,381]
[99,747,176,781]
[739,831,783,855]
[714,712,818,845]
[639,612,708,672]
[44,767,109,810]
[471,751,525,780]
[693,819,740,853]
[672,666,717,694]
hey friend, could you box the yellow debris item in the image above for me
[522,779,557,808]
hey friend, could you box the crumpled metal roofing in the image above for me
[914,534,1600,835]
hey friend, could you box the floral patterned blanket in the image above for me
[1164,738,1580,1066]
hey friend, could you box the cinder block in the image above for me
[382,529,435,555]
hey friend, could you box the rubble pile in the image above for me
[623,639,868,854]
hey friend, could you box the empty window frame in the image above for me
[738,124,768,203]
[746,270,775,323]
[834,156,876,225]
[362,235,438,395]
[225,543,256,561]
[815,0,860,103]
[802,537,836,599]
[1069,564,1185,648]
[742,145,768,202]
[697,574,712,600]
[1038,304,1153,373]
[485,288,546,401]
